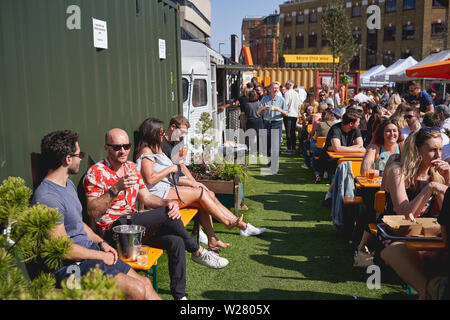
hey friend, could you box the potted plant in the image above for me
[188,112,248,213]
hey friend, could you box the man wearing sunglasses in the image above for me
[401,107,421,140]
[32,130,161,300]
[84,128,228,300]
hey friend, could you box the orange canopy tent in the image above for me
[406,59,450,79]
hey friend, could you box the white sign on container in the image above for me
[159,39,166,59]
[92,18,108,49]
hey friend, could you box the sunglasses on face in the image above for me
[404,115,415,119]
[106,143,131,151]
[70,151,86,160]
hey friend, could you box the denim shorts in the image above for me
[53,242,131,286]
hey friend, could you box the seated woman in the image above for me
[134,118,266,250]
[354,119,404,267]
[361,118,404,177]
[310,109,335,183]
[301,102,328,170]
[380,128,450,299]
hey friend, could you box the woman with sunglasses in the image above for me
[354,119,404,267]
[134,118,266,251]
[380,127,450,299]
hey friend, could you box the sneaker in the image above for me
[323,172,328,179]
[191,248,229,269]
[281,150,291,155]
[240,223,266,237]
[315,174,321,184]
[176,296,188,300]
[198,229,208,245]
[301,163,309,169]
[353,246,374,268]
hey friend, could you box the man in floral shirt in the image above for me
[83,128,229,300]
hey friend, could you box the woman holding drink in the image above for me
[133,118,266,250]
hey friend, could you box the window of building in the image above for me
[308,34,317,47]
[403,0,416,10]
[321,37,330,47]
[353,30,362,44]
[284,16,292,26]
[385,0,397,12]
[402,24,415,40]
[266,43,272,52]
[431,22,446,36]
[352,5,362,17]
[296,14,305,24]
[296,35,304,49]
[284,36,292,49]
[192,79,207,107]
[432,0,446,7]
[267,29,272,36]
[309,12,318,23]
[383,52,395,66]
[401,50,413,58]
[384,25,396,41]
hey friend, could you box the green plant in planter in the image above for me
[0,176,122,300]
[216,161,249,185]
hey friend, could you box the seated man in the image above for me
[318,109,365,206]
[83,128,228,301]
[32,130,161,300]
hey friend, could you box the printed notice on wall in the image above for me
[159,39,166,59]
[92,18,108,49]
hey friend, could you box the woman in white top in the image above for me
[134,118,266,250]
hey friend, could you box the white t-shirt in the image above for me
[354,92,371,104]
[284,89,300,118]
[401,126,417,141]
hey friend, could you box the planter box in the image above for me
[197,176,245,215]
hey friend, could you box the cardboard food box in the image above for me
[415,218,441,237]
[382,215,423,237]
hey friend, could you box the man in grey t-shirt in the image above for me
[33,130,161,300]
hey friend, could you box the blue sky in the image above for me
[210,0,283,56]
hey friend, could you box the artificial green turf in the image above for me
[154,149,414,300]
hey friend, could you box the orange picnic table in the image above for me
[355,176,382,188]
[327,151,365,159]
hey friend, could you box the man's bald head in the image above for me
[105,128,129,145]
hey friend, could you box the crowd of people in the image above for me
[30,75,450,300]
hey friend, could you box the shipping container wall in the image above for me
[253,68,318,92]
[0,0,182,187]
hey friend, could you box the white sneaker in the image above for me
[191,248,229,269]
[240,223,266,237]
[198,229,208,245]
[301,163,309,169]
[176,296,188,300]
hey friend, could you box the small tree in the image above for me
[0,177,123,300]
[321,0,357,106]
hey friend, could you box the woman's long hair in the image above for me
[133,117,164,161]
[370,118,404,147]
[400,128,444,190]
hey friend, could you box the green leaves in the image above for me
[40,235,72,270]
[0,177,32,222]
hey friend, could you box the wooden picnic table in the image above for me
[355,176,382,188]
[327,151,365,159]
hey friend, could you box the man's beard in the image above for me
[68,163,80,175]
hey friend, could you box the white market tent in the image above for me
[387,56,419,82]
[360,65,391,87]
[370,56,418,82]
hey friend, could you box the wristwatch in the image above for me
[108,187,118,198]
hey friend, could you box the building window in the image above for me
[284,16,292,26]
[284,36,292,49]
[353,30,362,44]
[402,24,415,40]
[383,52,395,66]
[321,36,330,47]
[432,0,446,7]
[296,35,304,49]
[402,50,413,58]
[309,12,318,23]
[296,14,304,24]
[266,43,272,52]
[384,25,396,41]
[403,0,416,10]
[308,34,317,48]
[352,5,362,17]
[267,29,272,36]
[385,0,397,12]
[431,22,446,37]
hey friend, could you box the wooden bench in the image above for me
[123,207,198,292]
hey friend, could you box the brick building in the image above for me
[247,14,281,67]
[241,17,263,47]
[279,0,450,70]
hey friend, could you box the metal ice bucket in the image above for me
[112,224,145,262]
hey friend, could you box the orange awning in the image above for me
[406,59,450,79]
